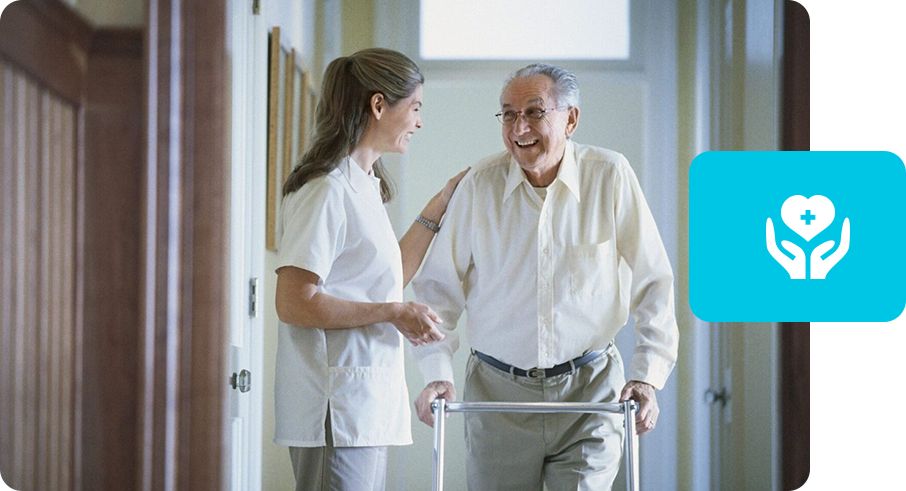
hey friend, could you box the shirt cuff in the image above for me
[417,351,456,386]
[628,351,676,390]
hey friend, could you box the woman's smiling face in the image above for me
[374,84,423,154]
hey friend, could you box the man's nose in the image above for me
[512,116,531,134]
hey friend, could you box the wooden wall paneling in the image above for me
[74,73,85,491]
[185,0,229,488]
[0,4,115,491]
[50,95,61,491]
[0,59,10,489]
[81,27,143,491]
[26,77,43,491]
[58,97,70,491]
[10,68,27,489]
[139,1,172,487]
[0,0,90,105]
[142,1,230,489]
[39,86,53,491]
[781,322,809,489]
[782,1,809,153]
[62,98,76,491]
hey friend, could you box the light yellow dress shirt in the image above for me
[412,141,679,389]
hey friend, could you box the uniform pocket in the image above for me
[327,366,412,446]
[568,241,616,297]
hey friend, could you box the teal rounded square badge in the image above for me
[689,151,906,322]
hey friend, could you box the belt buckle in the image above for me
[526,367,545,378]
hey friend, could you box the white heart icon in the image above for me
[780,195,835,241]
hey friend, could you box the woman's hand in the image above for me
[439,167,470,207]
[389,301,445,346]
[421,167,470,223]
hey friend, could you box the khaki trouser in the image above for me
[464,346,626,491]
[288,411,388,491]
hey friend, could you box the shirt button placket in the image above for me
[538,210,549,366]
[538,203,554,367]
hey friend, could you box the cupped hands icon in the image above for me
[765,217,850,279]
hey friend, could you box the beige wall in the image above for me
[260,0,320,489]
[675,1,701,490]
[341,0,372,55]
[68,0,145,27]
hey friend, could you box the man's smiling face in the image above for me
[500,75,577,177]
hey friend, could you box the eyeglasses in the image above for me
[495,106,566,125]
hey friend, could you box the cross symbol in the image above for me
[801,210,816,225]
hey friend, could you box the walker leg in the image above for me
[432,398,446,491]
[623,401,640,491]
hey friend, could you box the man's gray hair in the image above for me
[501,63,580,108]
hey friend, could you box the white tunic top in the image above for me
[412,141,679,390]
[273,157,412,448]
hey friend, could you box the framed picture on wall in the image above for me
[266,28,318,252]
[266,26,286,251]
[290,57,318,184]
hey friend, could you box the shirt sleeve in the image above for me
[410,172,474,385]
[276,178,347,282]
[612,158,679,390]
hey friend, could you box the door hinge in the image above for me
[249,277,259,318]
[252,0,261,15]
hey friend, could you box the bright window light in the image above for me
[420,0,630,60]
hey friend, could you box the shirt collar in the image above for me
[341,156,381,194]
[502,140,581,203]
[558,140,581,203]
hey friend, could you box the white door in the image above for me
[227,0,265,490]
[708,322,734,490]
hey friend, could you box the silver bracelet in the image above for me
[416,215,440,233]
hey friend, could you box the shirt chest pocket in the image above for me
[567,241,616,297]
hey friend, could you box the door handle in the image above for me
[705,388,729,407]
[230,369,252,393]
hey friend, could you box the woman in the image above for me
[273,48,467,490]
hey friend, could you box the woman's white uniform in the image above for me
[274,157,412,448]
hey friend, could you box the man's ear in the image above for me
[565,106,580,137]
[370,93,385,120]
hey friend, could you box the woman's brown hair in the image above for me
[282,48,424,202]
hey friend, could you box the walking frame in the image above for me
[430,399,641,491]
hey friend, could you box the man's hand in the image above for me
[620,380,659,436]
[414,380,457,428]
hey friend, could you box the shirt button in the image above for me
[543,248,550,254]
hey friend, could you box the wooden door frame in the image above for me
[139,0,230,490]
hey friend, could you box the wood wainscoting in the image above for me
[0,58,80,491]
[0,3,91,489]
[1,1,229,491]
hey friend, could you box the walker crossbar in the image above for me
[431,399,640,491]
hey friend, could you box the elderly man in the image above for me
[411,64,679,490]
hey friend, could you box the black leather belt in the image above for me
[473,342,612,379]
